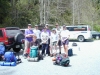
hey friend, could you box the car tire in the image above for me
[96,36,99,40]
[78,35,84,42]
[14,33,25,44]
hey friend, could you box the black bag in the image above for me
[68,48,73,56]
[72,42,77,46]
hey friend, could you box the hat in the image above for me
[35,25,38,27]
[28,24,32,26]
[63,25,66,27]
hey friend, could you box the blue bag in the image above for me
[0,62,16,66]
[0,44,5,55]
[4,52,17,62]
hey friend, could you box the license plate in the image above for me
[16,45,20,48]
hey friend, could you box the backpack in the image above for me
[4,52,17,62]
[60,57,70,66]
[0,44,5,55]
[53,54,70,67]
[72,42,77,46]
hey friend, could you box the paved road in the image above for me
[0,40,100,75]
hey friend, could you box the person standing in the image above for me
[23,24,36,58]
[55,23,62,54]
[50,28,58,56]
[60,25,70,57]
[41,27,49,56]
[42,24,51,56]
[33,25,41,46]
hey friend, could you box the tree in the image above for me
[0,0,10,27]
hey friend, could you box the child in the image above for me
[50,28,58,57]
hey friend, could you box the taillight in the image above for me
[4,37,9,45]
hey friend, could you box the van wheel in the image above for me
[96,36,99,40]
[78,35,84,42]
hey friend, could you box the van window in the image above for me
[67,27,74,31]
[74,27,87,31]
[67,26,87,31]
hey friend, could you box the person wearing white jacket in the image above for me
[50,28,59,56]
[41,27,49,56]
[60,25,70,57]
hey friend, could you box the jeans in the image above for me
[42,44,48,55]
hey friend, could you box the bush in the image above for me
[93,25,100,32]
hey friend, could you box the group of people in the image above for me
[23,23,70,58]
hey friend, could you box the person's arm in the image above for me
[25,29,36,37]
[41,32,43,42]
[39,30,41,39]
[67,30,70,39]
[50,34,52,45]
[25,29,30,37]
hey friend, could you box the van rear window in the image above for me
[5,27,22,37]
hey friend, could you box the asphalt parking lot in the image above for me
[0,40,100,75]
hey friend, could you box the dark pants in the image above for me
[58,40,62,54]
[47,38,50,55]
[42,44,48,55]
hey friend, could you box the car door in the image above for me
[67,27,77,39]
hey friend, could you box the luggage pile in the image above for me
[52,54,70,67]
[0,43,22,66]
[0,52,17,66]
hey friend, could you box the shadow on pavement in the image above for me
[68,54,77,58]
[67,65,72,67]
[69,39,94,42]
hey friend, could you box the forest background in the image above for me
[0,0,100,31]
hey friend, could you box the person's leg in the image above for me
[42,44,45,55]
[58,40,61,54]
[46,44,49,56]
[63,39,69,57]
[50,43,53,56]
[23,40,29,58]
[23,40,29,54]
[46,39,50,55]
[54,42,57,54]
